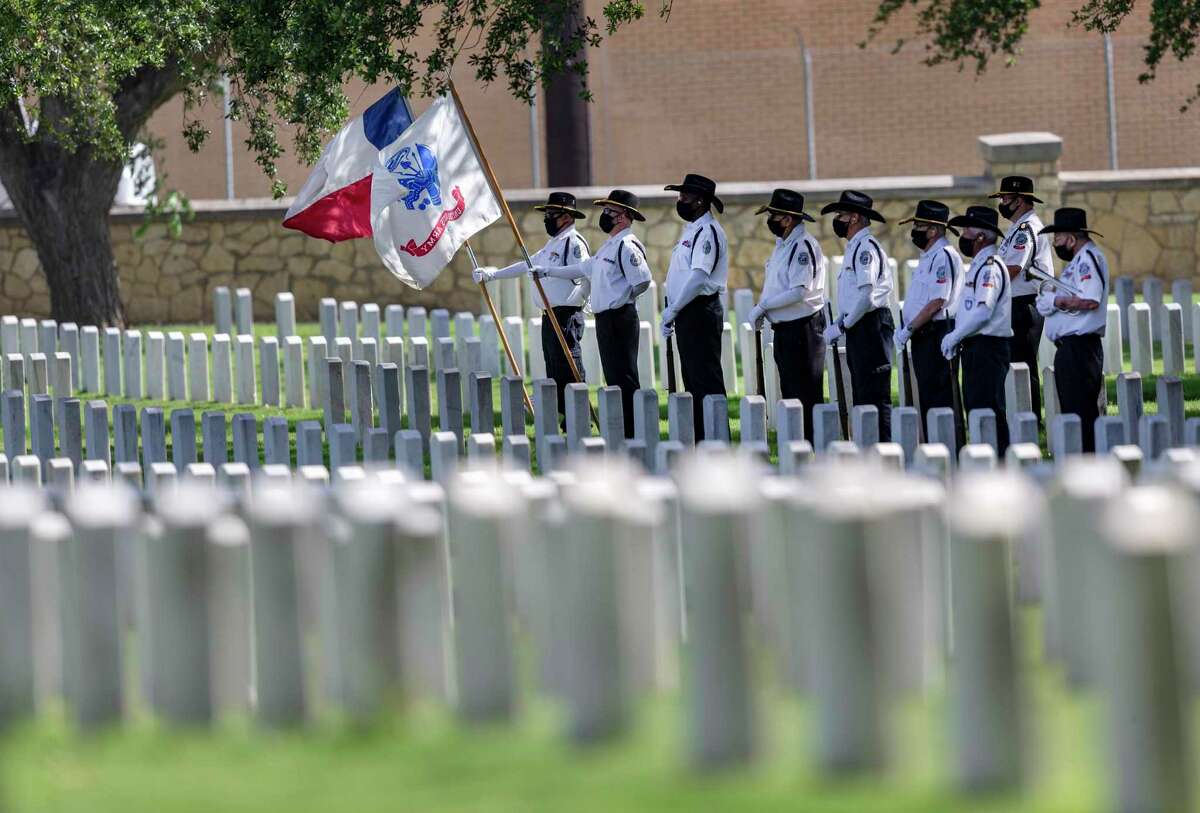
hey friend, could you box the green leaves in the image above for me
[866,0,1039,73]
[0,0,656,198]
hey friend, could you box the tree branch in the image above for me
[114,60,188,141]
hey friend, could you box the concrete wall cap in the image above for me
[978,132,1063,164]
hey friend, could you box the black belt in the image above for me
[1053,333,1102,348]
[772,312,819,328]
[912,319,950,339]
[962,334,1008,347]
[1012,294,1038,303]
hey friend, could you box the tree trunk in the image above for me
[544,0,592,187]
[4,152,126,327]
[0,67,182,327]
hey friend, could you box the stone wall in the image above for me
[2,132,1198,323]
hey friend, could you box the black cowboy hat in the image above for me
[665,173,724,213]
[898,199,958,234]
[592,189,646,222]
[533,191,585,219]
[820,190,886,223]
[947,205,1003,235]
[988,175,1044,205]
[754,188,815,222]
[1038,207,1104,238]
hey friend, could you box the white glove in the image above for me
[749,304,766,329]
[893,326,911,349]
[472,266,497,284]
[940,333,959,360]
[528,265,548,280]
[660,320,675,339]
[821,323,843,344]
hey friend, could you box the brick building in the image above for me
[151,0,1197,198]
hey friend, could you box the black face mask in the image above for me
[910,228,930,251]
[543,215,563,237]
[676,200,702,222]
[832,218,850,239]
[599,211,616,234]
[1054,243,1075,262]
[998,200,1019,220]
[958,236,978,257]
[767,218,786,238]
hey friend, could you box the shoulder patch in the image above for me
[629,249,641,267]
[703,241,712,255]
[935,266,947,283]
[1014,232,1029,248]
[573,243,582,259]
[798,252,810,266]
[858,250,872,266]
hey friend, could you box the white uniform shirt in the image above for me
[959,244,1013,338]
[1040,242,1109,341]
[575,226,652,313]
[836,228,893,320]
[902,237,963,325]
[999,209,1055,298]
[524,226,590,307]
[760,225,825,323]
[664,211,729,306]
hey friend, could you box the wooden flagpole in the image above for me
[448,80,597,425]
[465,240,535,418]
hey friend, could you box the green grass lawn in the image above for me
[0,611,1116,812]
[1,321,1195,469]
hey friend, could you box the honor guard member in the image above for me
[820,190,895,441]
[532,190,651,436]
[991,175,1055,425]
[893,200,964,431]
[474,191,590,419]
[747,188,827,444]
[943,205,1013,454]
[1036,208,1109,453]
[660,174,730,441]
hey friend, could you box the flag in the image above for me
[369,95,501,288]
[282,88,414,242]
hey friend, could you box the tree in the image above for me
[868,0,1200,108]
[544,0,592,186]
[0,0,664,327]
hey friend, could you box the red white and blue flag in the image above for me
[283,90,501,289]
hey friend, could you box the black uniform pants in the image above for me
[845,307,894,442]
[1010,294,1044,425]
[910,320,954,433]
[542,305,585,419]
[961,334,1010,455]
[674,292,726,442]
[1054,333,1104,454]
[594,302,641,438]
[772,311,826,444]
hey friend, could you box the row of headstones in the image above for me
[3,367,1195,502]
[2,450,1196,810]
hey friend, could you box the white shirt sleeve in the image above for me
[690,225,721,276]
[974,262,1004,309]
[853,242,879,289]
[1075,254,1105,305]
[1000,226,1034,270]
[621,240,652,286]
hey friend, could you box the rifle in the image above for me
[949,351,965,450]
[899,315,924,443]
[664,297,677,394]
[754,325,766,398]
[825,302,849,440]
